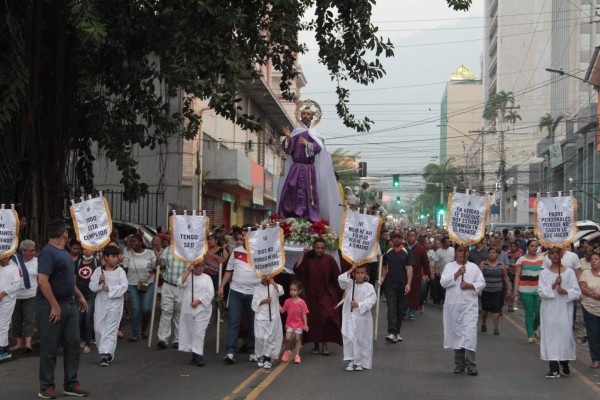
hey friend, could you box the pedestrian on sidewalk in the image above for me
[441,245,485,376]
[251,276,283,370]
[479,248,510,335]
[280,281,309,364]
[538,247,581,378]
[339,264,376,371]
[177,261,214,367]
[514,239,544,343]
[578,251,600,369]
[36,220,90,398]
[89,246,128,367]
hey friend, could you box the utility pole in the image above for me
[498,105,519,222]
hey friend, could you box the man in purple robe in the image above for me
[278,108,321,221]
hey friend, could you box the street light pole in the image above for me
[545,68,590,84]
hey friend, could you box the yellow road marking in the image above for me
[223,368,267,400]
[245,361,290,400]
[504,311,600,394]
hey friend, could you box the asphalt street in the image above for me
[2,300,600,400]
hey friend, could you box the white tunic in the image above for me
[0,260,21,346]
[252,283,284,360]
[538,268,580,361]
[441,261,486,351]
[89,267,128,356]
[338,272,376,369]
[15,257,38,300]
[177,273,214,355]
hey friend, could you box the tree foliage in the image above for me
[420,158,460,211]
[0,0,470,240]
[331,148,361,190]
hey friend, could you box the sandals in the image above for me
[591,362,599,369]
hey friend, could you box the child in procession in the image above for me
[280,281,309,364]
[89,245,129,367]
[339,263,377,371]
[252,275,284,369]
[177,261,214,367]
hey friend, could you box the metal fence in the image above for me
[103,191,164,228]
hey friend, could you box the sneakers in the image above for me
[346,362,355,371]
[257,356,265,368]
[527,337,535,343]
[248,353,258,362]
[224,353,236,364]
[263,360,272,369]
[64,384,90,397]
[294,355,301,364]
[196,355,205,367]
[172,341,179,349]
[534,330,541,340]
[38,388,56,399]
[467,368,479,376]
[454,367,465,374]
[156,340,167,349]
[545,371,560,379]
[108,354,114,362]
[0,350,12,362]
[281,350,291,362]
[396,335,403,342]
[481,325,487,332]
[354,364,363,371]
[100,357,109,367]
[385,333,398,343]
[82,346,90,354]
[561,366,570,377]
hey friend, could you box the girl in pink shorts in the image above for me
[280,281,309,363]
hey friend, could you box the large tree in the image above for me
[0,0,470,240]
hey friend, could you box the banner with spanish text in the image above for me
[339,209,382,266]
[447,191,490,247]
[70,195,112,251]
[246,225,285,278]
[534,195,577,248]
[169,211,209,264]
[0,205,19,260]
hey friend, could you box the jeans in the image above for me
[519,292,540,338]
[226,289,255,356]
[37,299,80,391]
[454,348,476,371]
[583,306,600,363]
[79,293,95,345]
[383,284,407,335]
[420,280,430,305]
[127,284,155,337]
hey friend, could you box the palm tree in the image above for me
[539,113,554,140]
[505,110,522,131]
[483,90,517,129]
[422,157,460,208]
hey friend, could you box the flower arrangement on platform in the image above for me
[266,214,338,250]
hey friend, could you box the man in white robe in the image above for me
[538,248,581,378]
[0,256,21,361]
[178,262,214,366]
[441,245,486,376]
[89,247,129,366]
[251,277,283,369]
[339,264,376,371]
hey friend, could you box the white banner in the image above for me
[70,195,112,251]
[447,191,490,246]
[169,212,209,264]
[339,209,382,266]
[246,225,285,278]
[0,205,19,260]
[534,195,577,248]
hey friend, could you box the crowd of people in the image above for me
[1,220,600,398]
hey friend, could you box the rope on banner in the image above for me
[447,185,493,196]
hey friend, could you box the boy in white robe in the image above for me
[252,276,283,369]
[178,261,214,366]
[538,247,581,378]
[441,245,486,376]
[89,246,128,366]
[0,256,22,362]
[339,264,376,371]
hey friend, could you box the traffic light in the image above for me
[358,162,367,177]
[396,196,401,205]
[393,174,400,187]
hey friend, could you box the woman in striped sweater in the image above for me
[513,239,544,343]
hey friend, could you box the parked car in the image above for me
[66,217,155,249]
[582,231,600,248]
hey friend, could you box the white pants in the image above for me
[178,310,211,356]
[157,283,182,343]
[0,297,16,347]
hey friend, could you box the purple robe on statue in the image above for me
[278,131,321,221]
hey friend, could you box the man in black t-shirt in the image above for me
[36,220,90,398]
[379,231,414,343]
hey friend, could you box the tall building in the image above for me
[439,65,483,176]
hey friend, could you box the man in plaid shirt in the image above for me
[156,246,187,349]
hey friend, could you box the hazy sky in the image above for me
[298,0,484,200]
